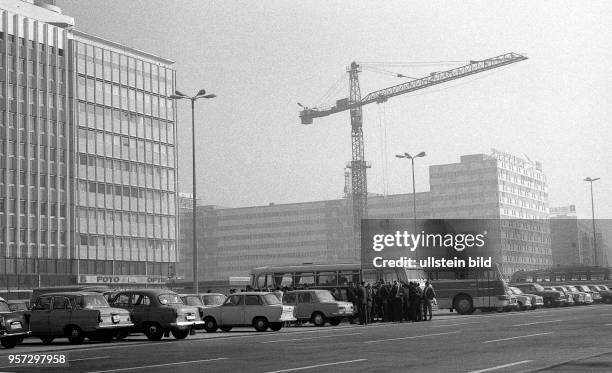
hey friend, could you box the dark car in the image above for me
[0,297,31,349]
[110,289,204,340]
[512,283,566,307]
[29,292,132,345]
[586,285,612,304]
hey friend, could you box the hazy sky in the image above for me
[58,0,612,218]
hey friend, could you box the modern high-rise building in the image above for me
[0,0,178,289]
[430,149,552,276]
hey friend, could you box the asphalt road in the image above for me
[0,304,611,373]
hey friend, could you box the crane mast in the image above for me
[299,52,527,260]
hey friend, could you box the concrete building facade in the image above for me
[0,0,178,290]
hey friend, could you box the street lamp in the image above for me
[396,152,426,234]
[170,89,216,294]
[584,177,600,266]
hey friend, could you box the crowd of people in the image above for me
[338,280,437,325]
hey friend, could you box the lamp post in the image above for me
[170,89,216,294]
[396,152,426,234]
[584,177,600,266]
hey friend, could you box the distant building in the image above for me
[550,205,609,267]
[0,1,178,289]
[430,149,552,276]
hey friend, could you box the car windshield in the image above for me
[158,294,183,305]
[0,301,10,312]
[533,284,545,291]
[598,285,610,291]
[510,287,522,295]
[315,291,336,302]
[183,296,203,307]
[567,286,578,292]
[203,295,225,306]
[79,294,110,308]
[577,286,589,292]
[262,294,281,305]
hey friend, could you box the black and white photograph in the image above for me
[0,1,611,372]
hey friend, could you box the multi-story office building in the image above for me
[430,149,552,276]
[550,205,610,267]
[0,0,178,289]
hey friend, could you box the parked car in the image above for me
[0,297,30,349]
[586,285,612,304]
[201,292,295,332]
[512,283,566,307]
[563,285,591,305]
[200,293,227,308]
[29,292,133,345]
[544,286,575,306]
[283,289,354,326]
[575,285,602,303]
[109,289,203,341]
[508,287,534,311]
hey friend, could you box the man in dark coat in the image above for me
[422,281,436,321]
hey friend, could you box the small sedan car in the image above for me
[575,285,601,303]
[563,285,590,305]
[586,285,612,304]
[202,292,295,332]
[544,286,575,306]
[508,287,532,311]
[0,297,30,349]
[283,290,354,326]
[110,289,204,341]
[29,292,133,345]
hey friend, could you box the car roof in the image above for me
[114,289,177,296]
[35,291,103,298]
[200,293,225,296]
[228,292,270,296]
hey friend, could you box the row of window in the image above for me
[77,208,176,240]
[77,129,175,168]
[0,199,66,216]
[1,170,66,188]
[0,227,65,245]
[77,234,176,263]
[75,41,173,96]
[76,180,176,215]
[77,103,175,144]
[77,77,174,119]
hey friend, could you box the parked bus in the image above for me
[510,266,611,285]
[424,262,513,314]
[250,262,511,315]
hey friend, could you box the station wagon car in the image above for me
[0,297,30,349]
[29,292,132,345]
[110,289,203,340]
[283,290,354,326]
[201,292,295,332]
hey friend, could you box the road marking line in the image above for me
[467,360,533,373]
[431,321,482,327]
[262,332,362,344]
[512,319,562,327]
[71,356,110,362]
[364,331,460,343]
[263,359,367,373]
[87,357,228,373]
[605,323,612,326]
[483,332,552,344]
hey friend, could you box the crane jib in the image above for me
[299,52,527,123]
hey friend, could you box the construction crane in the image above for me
[298,52,527,257]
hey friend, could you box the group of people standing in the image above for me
[342,280,436,325]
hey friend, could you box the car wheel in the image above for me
[0,336,19,349]
[171,329,190,339]
[253,317,269,332]
[114,330,129,340]
[203,317,218,333]
[66,326,85,344]
[220,326,233,332]
[144,323,164,341]
[453,294,474,315]
[269,322,283,331]
[311,312,326,327]
[329,317,342,326]
[40,336,55,345]
[543,298,554,308]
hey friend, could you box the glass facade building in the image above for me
[0,2,178,289]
